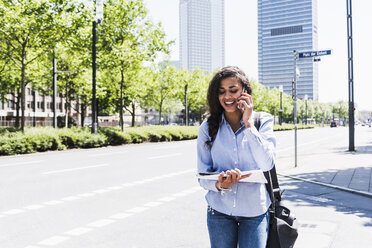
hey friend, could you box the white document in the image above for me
[197,170,267,184]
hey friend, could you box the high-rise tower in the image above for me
[179,0,225,72]
[258,0,318,100]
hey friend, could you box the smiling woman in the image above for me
[197,66,276,248]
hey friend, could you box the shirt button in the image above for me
[234,161,237,164]
[233,148,236,151]
[233,137,235,140]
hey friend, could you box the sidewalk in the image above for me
[276,127,372,198]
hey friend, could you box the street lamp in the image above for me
[185,84,188,126]
[293,51,300,167]
[346,0,355,151]
[279,85,283,125]
[91,0,104,135]
[304,94,308,125]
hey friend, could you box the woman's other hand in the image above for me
[215,169,251,190]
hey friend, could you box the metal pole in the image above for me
[53,54,57,128]
[280,91,283,125]
[185,84,188,126]
[91,19,97,135]
[305,100,308,125]
[346,0,355,151]
[293,50,298,167]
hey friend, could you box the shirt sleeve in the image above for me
[196,121,220,192]
[243,112,276,172]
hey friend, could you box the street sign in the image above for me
[299,50,331,58]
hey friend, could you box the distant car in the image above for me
[330,121,337,128]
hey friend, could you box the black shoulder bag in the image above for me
[254,112,299,248]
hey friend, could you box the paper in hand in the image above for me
[197,170,267,184]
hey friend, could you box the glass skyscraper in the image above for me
[258,0,318,100]
[179,0,225,72]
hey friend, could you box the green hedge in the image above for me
[274,124,315,131]
[0,126,199,156]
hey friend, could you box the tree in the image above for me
[98,0,171,130]
[0,0,87,131]
[141,64,183,124]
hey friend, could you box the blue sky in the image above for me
[142,0,372,111]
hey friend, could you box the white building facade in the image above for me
[179,0,225,72]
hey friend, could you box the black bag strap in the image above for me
[253,112,282,204]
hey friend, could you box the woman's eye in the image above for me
[218,91,225,95]
[231,90,238,94]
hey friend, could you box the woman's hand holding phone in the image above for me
[237,89,254,128]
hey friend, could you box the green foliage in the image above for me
[0,126,199,156]
[274,124,315,131]
[56,127,107,148]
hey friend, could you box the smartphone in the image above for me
[237,89,247,110]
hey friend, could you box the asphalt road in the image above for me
[0,126,371,248]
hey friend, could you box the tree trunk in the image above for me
[81,103,86,127]
[64,98,68,128]
[21,62,26,131]
[15,91,20,128]
[120,70,124,131]
[131,100,135,127]
[76,96,81,127]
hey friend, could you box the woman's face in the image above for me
[218,77,243,113]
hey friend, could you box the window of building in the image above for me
[271,25,303,36]
[8,100,14,109]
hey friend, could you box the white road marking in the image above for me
[64,227,92,236]
[61,196,81,201]
[87,219,115,228]
[38,235,70,246]
[42,164,109,175]
[127,207,148,213]
[276,133,345,153]
[88,151,127,157]
[158,196,176,202]
[144,201,163,207]
[2,169,195,219]
[122,183,135,187]
[93,189,111,194]
[3,209,24,215]
[78,193,96,198]
[107,186,123,190]
[109,212,133,220]
[27,186,203,247]
[147,153,182,159]
[24,205,44,210]
[172,192,189,197]
[0,160,43,168]
[44,200,63,205]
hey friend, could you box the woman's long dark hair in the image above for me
[206,66,252,148]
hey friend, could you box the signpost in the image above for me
[292,49,331,167]
[298,50,332,58]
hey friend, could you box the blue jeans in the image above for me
[207,207,269,248]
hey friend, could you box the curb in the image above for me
[278,173,372,199]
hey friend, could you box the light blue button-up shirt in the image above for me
[197,112,276,217]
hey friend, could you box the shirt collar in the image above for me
[220,113,245,127]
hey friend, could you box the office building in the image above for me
[258,0,318,100]
[179,0,225,72]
